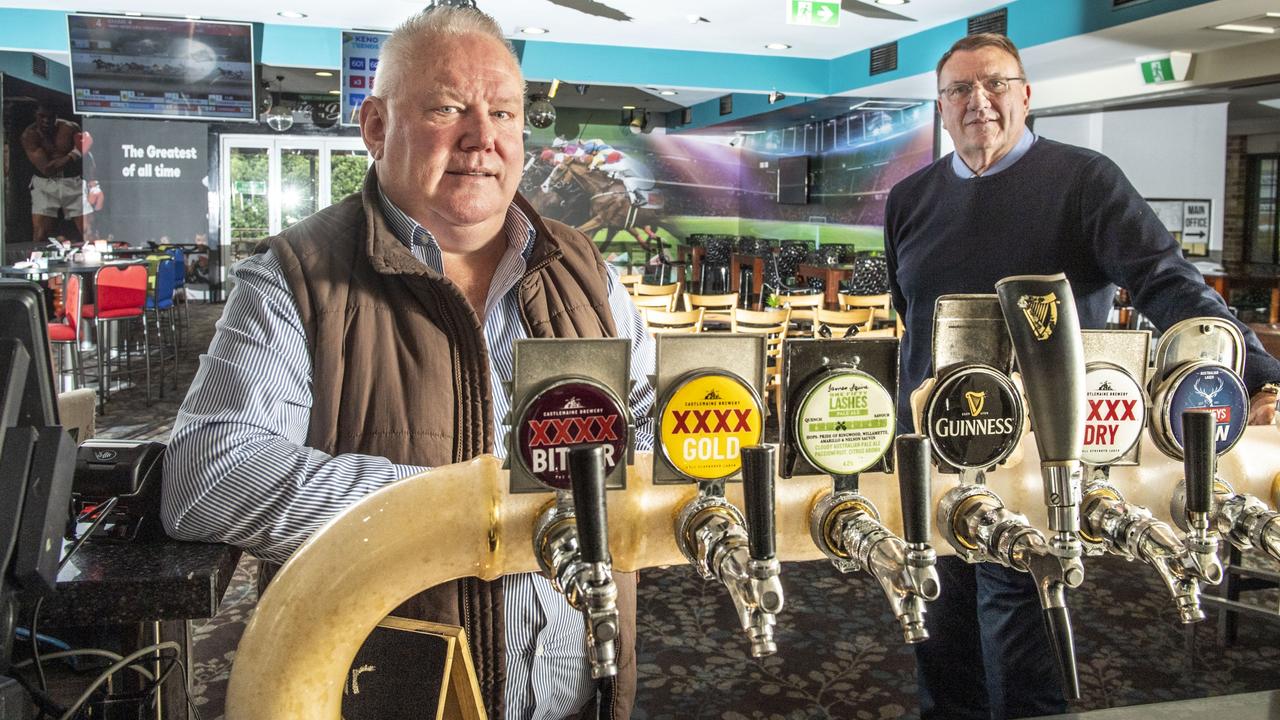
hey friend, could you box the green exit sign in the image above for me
[1140,57,1174,84]
[1137,52,1193,85]
[787,0,840,27]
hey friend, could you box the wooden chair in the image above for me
[643,307,704,335]
[683,292,738,330]
[618,273,643,295]
[838,292,895,334]
[631,294,676,312]
[812,307,874,339]
[775,292,824,337]
[855,326,898,338]
[731,307,791,419]
[634,281,681,310]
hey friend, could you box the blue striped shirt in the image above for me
[161,189,656,720]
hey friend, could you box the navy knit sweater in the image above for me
[885,137,1280,431]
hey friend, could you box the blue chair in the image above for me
[145,257,177,396]
[165,247,188,346]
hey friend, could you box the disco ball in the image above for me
[527,95,556,129]
[266,104,294,132]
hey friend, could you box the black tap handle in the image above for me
[1182,409,1217,515]
[741,444,777,561]
[569,444,610,564]
[895,434,932,545]
[995,274,1085,463]
[1043,605,1080,700]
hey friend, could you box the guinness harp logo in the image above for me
[964,391,986,417]
[1017,292,1059,341]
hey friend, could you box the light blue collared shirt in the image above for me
[950,128,1037,179]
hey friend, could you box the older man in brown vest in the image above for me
[161,7,655,719]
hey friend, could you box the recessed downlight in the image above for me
[659,90,678,96]
[315,71,334,77]
[124,11,143,16]
[622,105,635,110]
[328,90,341,95]
[277,10,307,19]
[765,42,791,50]
[520,26,549,35]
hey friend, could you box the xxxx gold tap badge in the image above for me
[1017,291,1059,341]
[793,370,895,476]
[659,372,763,480]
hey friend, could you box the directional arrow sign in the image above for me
[787,0,841,28]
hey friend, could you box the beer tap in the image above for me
[533,445,619,678]
[938,481,1080,699]
[995,274,1087,590]
[810,434,940,643]
[1081,475,1211,623]
[1169,410,1277,565]
[675,445,784,656]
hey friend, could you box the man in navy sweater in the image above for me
[885,33,1280,720]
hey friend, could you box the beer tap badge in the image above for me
[1082,364,1146,466]
[1017,291,1059,341]
[793,369,895,476]
[1164,364,1248,457]
[924,366,1024,470]
[516,379,628,491]
[659,372,763,480]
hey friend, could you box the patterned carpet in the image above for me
[101,302,1280,719]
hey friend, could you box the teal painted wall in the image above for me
[0,51,70,94]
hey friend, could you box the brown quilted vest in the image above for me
[263,168,637,719]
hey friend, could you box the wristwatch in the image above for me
[1259,383,1280,396]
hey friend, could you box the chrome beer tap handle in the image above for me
[1082,483,1206,623]
[674,446,784,657]
[939,483,1081,699]
[1216,493,1280,562]
[810,437,940,645]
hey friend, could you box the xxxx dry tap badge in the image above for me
[1082,363,1147,467]
[658,372,764,481]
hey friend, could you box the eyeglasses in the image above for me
[938,76,1026,103]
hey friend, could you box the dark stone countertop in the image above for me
[33,538,241,626]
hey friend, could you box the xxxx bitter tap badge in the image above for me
[517,380,628,491]
[659,372,763,480]
[1082,363,1146,466]
[793,369,895,476]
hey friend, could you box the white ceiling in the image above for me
[6,0,1006,59]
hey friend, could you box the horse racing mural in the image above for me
[520,102,934,269]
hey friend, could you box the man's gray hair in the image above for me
[373,7,520,97]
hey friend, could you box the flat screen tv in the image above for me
[68,14,255,121]
[777,155,809,205]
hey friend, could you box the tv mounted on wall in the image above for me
[777,155,809,205]
[68,14,256,121]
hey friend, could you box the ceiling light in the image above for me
[549,78,561,99]
[520,26,549,35]
[315,71,334,77]
[659,90,677,96]
[329,90,341,95]
[622,105,635,110]
[1212,23,1274,34]
[765,43,791,50]
[1267,12,1280,18]
[185,15,201,20]
[876,0,908,4]
[124,11,143,16]
[277,10,307,18]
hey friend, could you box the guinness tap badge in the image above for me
[964,391,986,418]
[1017,292,1059,341]
[924,365,1024,471]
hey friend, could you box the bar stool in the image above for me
[145,258,178,396]
[82,263,151,410]
[47,272,85,390]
